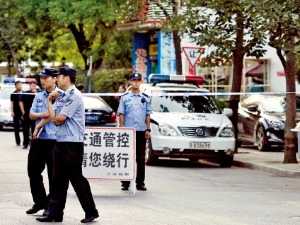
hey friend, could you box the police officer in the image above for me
[26,68,59,215]
[117,72,151,191]
[36,66,99,223]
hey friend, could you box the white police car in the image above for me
[141,75,235,167]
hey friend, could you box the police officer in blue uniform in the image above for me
[26,68,59,215]
[117,72,152,191]
[36,67,99,224]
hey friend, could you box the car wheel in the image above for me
[256,126,268,151]
[189,157,199,163]
[219,154,234,168]
[145,139,158,165]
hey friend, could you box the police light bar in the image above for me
[148,74,204,86]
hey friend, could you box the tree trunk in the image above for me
[173,30,182,74]
[283,36,298,163]
[229,11,244,152]
[68,23,90,70]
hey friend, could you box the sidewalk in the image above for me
[234,148,300,177]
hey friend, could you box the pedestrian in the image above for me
[20,80,39,149]
[36,66,99,223]
[10,81,23,146]
[26,68,59,216]
[117,72,151,191]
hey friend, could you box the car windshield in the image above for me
[83,96,108,109]
[261,98,285,113]
[151,91,220,113]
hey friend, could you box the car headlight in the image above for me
[158,124,179,136]
[219,127,234,137]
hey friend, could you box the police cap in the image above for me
[129,72,142,81]
[39,68,59,78]
[59,66,76,77]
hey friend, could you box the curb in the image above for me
[233,160,300,177]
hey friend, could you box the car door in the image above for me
[238,103,260,143]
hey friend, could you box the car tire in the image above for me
[146,139,158,165]
[219,154,233,168]
[189,157,199,163]
[256,126,268,151]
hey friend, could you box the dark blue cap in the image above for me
[39,68,59,77]
[129,72,142,81]
[59,66,76,77]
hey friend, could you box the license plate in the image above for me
[189,142,210,149]
[86,115,98,121]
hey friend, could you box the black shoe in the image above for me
[26,205,46,214]
[36,215,63,222]
[121,186,129,191]
[42,209,50,217]
[81,213,99,223]
[22,145,28,149]
[136,185,147,191]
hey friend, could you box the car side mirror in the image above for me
[223,108,233,117]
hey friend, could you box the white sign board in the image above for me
[183,47,204,66]
[83,127,136,180]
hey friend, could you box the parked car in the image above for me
[83,95,116,127]
[0,85,14,129]
[238,95,288,151]
[141,75,236,167]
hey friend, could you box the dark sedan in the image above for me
[83,95,116,127]
[238,95,286,151]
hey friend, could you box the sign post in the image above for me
[83,127,136,195]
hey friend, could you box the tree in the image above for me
[185,0,266,147]
[0,0,26,74]
[260,0,300,163]
[153,0,183,74]
[20,0,133,70]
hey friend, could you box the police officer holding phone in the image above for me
[36,66,99,224]
[117,72,152,191]
[26,68,58,216]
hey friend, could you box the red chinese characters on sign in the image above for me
[183,47,205,76]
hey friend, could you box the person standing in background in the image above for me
[117,73,152,191]
[20,80,39,149]
[10,81,23,146]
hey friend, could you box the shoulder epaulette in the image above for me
[120,92,129,97]
[142,93,149,98]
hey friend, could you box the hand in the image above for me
[32,127,40,140]
[145,130,151,140]
[11,112,14,117]
[48,91,59,102]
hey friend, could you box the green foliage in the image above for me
[76,68,130,110]
[185,0,267,61]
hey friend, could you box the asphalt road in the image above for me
[0,131,300,225]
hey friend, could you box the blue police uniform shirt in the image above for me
[117,92,151,131]
[30,89,59,140]
[54,85,85,143]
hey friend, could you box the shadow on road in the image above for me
[147,158,220,169]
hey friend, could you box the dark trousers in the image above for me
[49,142,98,217]
[23,114,35,147]
[122,131,146,187]
[27,139,55,208]
[13,116,23,146]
